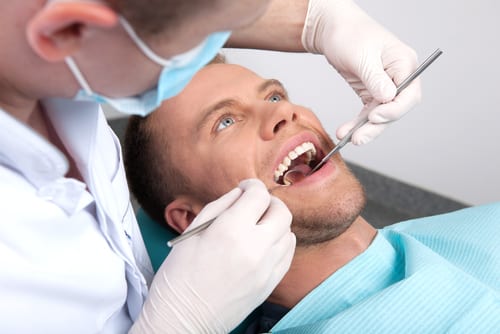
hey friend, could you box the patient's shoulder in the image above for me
[381,202,500,287]
[381,202,500,263]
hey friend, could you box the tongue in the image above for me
[283,164,311,185]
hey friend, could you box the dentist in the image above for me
[0,0,420,333]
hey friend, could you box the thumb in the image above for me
[361,58,397,103]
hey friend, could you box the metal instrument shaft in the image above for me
[167,217,216,247]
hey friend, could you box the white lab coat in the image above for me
[0,99,153,333]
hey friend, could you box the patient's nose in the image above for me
[260,102,297,140]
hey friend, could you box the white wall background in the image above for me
[221,0,500,206]
[106,0,499,206]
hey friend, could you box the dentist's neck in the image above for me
[267,216,377,309]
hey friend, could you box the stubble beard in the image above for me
[290,179,367,247]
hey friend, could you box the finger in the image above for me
[351,122,389,145]
[335,101,375,140]
[186,187,242,232]
[212,178,271,230]
[383,48,419,87]
[369,79,422,123]
[237,178,267,192]
[337,100,390,145]
[338,76,421,145]
[360,54,397,103]
[254,196,293,244]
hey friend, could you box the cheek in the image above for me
[203,150,255,187]
[300,108,323,125]
[82,34,160,97]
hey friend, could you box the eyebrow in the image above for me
[258,79,288,96]
[196,79,289,133]
[197,99,238,133]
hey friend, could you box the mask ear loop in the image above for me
[64,18,171,98]
[118,16,173,67]
[65,57,93,95]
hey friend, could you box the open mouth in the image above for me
[273,141,323,185]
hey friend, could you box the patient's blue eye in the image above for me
[269,94,282,103]
[216,117,235,131]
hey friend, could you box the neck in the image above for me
[0,95,38,122]
[267,216,377,309]
[1,99,83,182]
[1,99,51,140]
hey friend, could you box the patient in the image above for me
[124,56,500,333]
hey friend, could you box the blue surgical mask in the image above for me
[65,16,231,116]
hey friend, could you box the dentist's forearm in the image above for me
[226,0,308,52]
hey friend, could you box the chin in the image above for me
[290,180,367,247]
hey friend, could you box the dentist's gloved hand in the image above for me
[130,179,296,334]
[302,0,422,145]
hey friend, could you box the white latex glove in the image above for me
[130,179,296,333]
[302,0,422,145]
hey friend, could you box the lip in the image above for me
[272,131,334,185]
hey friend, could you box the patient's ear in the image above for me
[165,197,204,234]
[26,1,118,61]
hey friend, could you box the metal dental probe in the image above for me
[167,185,283,247]
[168,49,443,248]
[167,217,216,247]
[307,48,443,176]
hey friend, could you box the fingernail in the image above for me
[354,135,371,145]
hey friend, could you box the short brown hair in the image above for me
[105,0,218,37]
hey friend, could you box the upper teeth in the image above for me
[274,142,316,182]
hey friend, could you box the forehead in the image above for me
[183,63,263,101]
[157,63,264,125]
